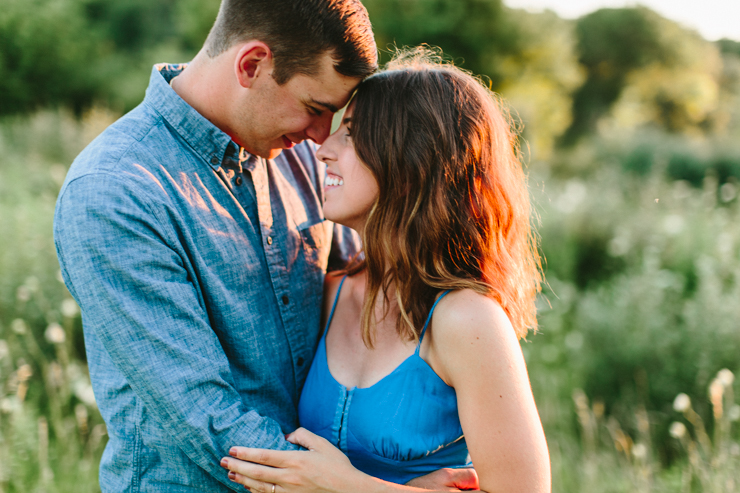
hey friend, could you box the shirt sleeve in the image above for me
[54,171,298,492]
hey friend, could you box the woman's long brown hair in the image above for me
[346,49,541,346]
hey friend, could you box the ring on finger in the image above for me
[271,484,275,493]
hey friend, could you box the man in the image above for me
[55,0,475,491]
[55,1,373,490]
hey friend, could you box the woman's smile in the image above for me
[325,171,344,187]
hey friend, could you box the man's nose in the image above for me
[306,113,333,144]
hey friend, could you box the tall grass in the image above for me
[0,110,738,491]
[0,109,116,492]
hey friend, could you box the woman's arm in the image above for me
[424,290,551,493]
[221,430,476,493]
[220,289,549,493]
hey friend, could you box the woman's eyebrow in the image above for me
[342,117,352,125]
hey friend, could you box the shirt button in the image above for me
[297,357,305,366]
[235,176,243,186]
[282,295,289,305]
[267,236,273,245]
[210,156,219,165]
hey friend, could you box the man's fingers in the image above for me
[228,446,291,467]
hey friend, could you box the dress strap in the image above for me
[322,275,348,337]
[416,290,451,353]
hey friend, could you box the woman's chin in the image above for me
[322,209,362,233]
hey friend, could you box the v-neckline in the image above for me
[320,334,423,391]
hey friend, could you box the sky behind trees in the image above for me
[503,0,740,41]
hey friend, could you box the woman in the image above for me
[221,51,551,493]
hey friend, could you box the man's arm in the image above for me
[55,172,296,491]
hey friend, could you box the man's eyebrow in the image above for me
[309,98,339,113]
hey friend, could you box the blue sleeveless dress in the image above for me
[298,278,471,484]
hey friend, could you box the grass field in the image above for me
[1,109,738,492]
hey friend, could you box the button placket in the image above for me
[249,158,274,237]
[245,152,311,394]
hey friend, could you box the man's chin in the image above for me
[241,145,283,160]
[266,148,284,160]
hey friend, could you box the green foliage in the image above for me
[364,0,520,86]
[0,109,116,491]
[527,145,740,464]
[497,9,584,159]
[564,7,723,143]
[0,0,219,116]
[717,39,740,57]
[564,7,668,142]
[0,0,101,114]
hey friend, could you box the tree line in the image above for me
[2,0,739,154]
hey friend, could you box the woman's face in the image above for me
[317,103,379,232]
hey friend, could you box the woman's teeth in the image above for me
[326,176,344,186]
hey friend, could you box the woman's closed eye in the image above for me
[342,116,353,137]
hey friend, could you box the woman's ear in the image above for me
[234,41,273,88]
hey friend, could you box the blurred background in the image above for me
[1,0,739,491]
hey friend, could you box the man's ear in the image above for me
[234,41,273,88]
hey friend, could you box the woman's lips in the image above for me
[282,136,295,148]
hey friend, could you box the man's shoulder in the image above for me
[63,103,178,189]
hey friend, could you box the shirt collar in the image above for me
[144,63,250,171]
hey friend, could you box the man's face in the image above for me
[236,53,361,159]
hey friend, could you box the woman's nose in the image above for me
[316,132,338,162]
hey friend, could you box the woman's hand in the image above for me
[221,427,369,493]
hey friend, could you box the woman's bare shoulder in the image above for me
[427,289,521,378]
[432,289,513,342]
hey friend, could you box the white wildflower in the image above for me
[11,319,27,335]
[669,422,687,439]
[16,286,31,302]
[60,299,80,318]
[717,369,735,387]
[728,405,740,422]
[673,393,691,413]
[632,443,647,459]
[0,397,19,414]
[45,323,66,344]
[74,382,97,408]
[16,364,33,382]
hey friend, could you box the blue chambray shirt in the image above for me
[54,64,359,492]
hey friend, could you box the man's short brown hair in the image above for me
[205,0,377,84]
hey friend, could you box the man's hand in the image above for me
[405,468,479,491]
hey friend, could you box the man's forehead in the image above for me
[303,53,361,110]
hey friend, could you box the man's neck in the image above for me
[170,49,235,137]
